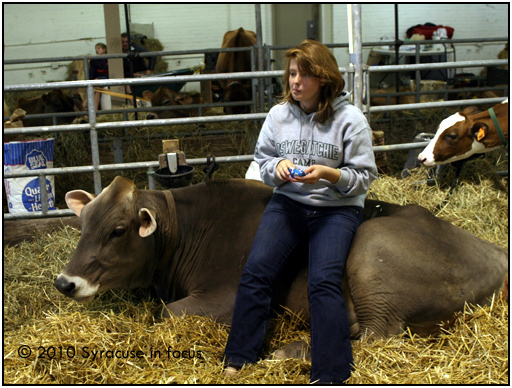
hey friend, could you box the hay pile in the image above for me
[3,171,508,384]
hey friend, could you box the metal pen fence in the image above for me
[3,48,508,220]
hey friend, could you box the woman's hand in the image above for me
[293,165,342,184]
[276,159,295,181]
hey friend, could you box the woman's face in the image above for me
[95,46,106,55]
[288,58,325,111]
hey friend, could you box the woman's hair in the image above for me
[95,42,107,52]
[282,40,344,124]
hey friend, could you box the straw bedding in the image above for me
[3,165,508,384]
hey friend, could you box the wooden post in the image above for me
[158,140,187,168]
[103,4,126,107]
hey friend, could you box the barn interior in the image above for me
[3,4,509,385]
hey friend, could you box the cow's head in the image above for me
[418,106,486,166]
[224,81,252,115]
[55,177,160,302]
[42,90,83,124]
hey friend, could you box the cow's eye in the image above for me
[110,227,126,239]
[162,99,171,105]
[445,133,458,141]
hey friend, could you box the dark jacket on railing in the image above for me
[123,43,156,77]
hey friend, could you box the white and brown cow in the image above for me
[418,99,508,167]
[55,177,507,342]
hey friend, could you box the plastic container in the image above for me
[3,138,56,213]
[152,165,195,188]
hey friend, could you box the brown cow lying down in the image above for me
[16,89,84,127]
[142,87,204,119]
[370,86,416,106]
[55,177,507,353]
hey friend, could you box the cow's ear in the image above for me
[471,122,488,141]
[65,190,96,216]
[41,92,49,105]
[139,208,157,237]
[142,90,154,100]
[461,106,480,116]
[176,94,193,105]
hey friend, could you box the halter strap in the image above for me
[487,107,508,152]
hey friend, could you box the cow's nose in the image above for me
[419,157,427,165]
[146,113,157,120]
[55,276,76,297]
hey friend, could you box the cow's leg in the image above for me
[357,316,405,340]
[162,289,237,325]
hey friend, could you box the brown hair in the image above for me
[282,40,344,124]
[95,42,107,52]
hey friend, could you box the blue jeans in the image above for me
[224,194,363,383]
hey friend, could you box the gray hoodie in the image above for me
[254,92,378,208]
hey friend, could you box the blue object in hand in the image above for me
[289,168,306,178]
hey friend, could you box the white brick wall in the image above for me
[3,3,508,86]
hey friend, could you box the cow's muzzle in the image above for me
[54,275,75,296]
[54,273,99,302]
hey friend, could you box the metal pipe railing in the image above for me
[369,97,506,113]
[368,59,507,73]
[3,46,255,66]
[364,58,508,118]
[5,37,506,67]
[3,141,435,221]
[4,37,508,220]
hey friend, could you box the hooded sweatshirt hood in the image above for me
[254,92,377,208]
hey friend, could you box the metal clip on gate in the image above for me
[203,155,219,181]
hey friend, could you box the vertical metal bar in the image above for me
[255,4,265,113]
[265,45,273,110]
[364,67,371,122]
[394,5,400,95]
[347,69,353,96]
[148,167,156,190]
[38,174,49,214]
[250,46,258,113]
[415,46,421,103]
[352,4,363,110]
[87,84,102,194]
[83,58,90,80]
[124,4,138,118]
[113,138,123,164]
[86,84,96,116]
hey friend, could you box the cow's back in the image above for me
[346,203,508,338]
[216,28,256,74]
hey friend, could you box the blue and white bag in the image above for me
[4,138,56,213]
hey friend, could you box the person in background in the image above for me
[121,32,156,77]
[86,42,110,110]
[223,39,378,384]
